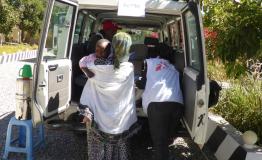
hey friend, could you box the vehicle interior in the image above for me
[71,10,186,109]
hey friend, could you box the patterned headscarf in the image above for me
[112,32,132,69]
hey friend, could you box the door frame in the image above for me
[32,0,78,123]
[182,1,207,89]
[180,1,210,144]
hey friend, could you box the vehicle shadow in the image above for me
[0,114,209,160]
[131,118,154,160]
[132,118,208,160]
[0,112,18,159]
[0,111,88,160]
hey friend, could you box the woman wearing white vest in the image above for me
[142,43,184,160]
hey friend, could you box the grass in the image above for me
[210,78,262,146]
[207,60,228,81]
[208,60,262,146]
[0,44,38,55]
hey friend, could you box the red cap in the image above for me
[102,20,119,31]
[150,32,159,39]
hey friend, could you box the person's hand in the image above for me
[88,71,95,78]
[81,116,92,125]
[81,67,95,78]
[82,68,95,78]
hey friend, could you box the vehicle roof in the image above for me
[83,9,177,29]
[78,0,187,15]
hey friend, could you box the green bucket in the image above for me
[19,64,32,78]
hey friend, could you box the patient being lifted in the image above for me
[79,39,112,78]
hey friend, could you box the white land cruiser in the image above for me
[31,0,210,146]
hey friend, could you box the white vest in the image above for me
[142,58,184,114]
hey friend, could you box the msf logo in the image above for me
[155,61,168,71]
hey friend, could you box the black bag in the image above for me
[208,80,222,108]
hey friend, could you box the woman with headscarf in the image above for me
[80,32,139,160]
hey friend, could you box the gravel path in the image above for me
[0,62,211,160]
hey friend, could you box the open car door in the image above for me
[181,1,209,145]
[32,0,78,126]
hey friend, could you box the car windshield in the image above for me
[121,28,159,44]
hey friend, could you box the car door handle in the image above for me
[48,64,58,71]
[39,81,46,87]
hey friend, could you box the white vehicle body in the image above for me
[32,0,210,145]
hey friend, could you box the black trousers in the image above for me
[147,102,183,160]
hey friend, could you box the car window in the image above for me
[82,16,95,43]
[44,1,74,59]
[168,20,183,49]
[185,11,201,71]
[123,29,159,44]
[73,12,84,44]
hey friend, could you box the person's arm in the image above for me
[135,60,147,89]
[79,55,95,78]
[78,104,93,125]
[81,67,95,78]
[142,60,147,79]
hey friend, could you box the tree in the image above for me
[0,0,19,35]
[7,0,45,43]
[202,0,262,77]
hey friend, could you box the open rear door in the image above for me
[181,1,209,145]
[32,0,78,125]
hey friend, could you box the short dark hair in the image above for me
[156,43,173,63]
[86,33,103,54]
[147,46,158,58]
[96,39,111,57]
[104,43,111,58]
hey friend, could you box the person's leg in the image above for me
[87,127,104,160]
[147,102,169,160]
[167,102,184,140]
[104,141,114,160]
[118,139,131,160]
[104,137,130,160]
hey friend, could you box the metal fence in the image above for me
[0,50,37,64]
[246,59,262,80]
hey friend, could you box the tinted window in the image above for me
[122,29,159,44]
[44,1,74,59]
[82,17,95,43]
[73,13,84,44]
[185,11,201,71]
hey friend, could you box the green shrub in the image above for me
[203,0,262,78]
[211,79,262,145]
